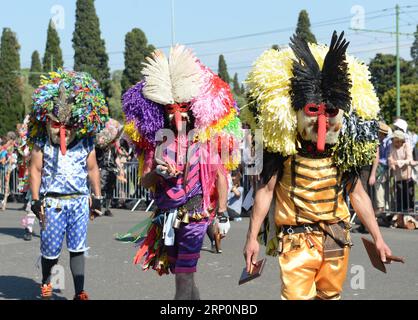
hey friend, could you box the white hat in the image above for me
[392,130,406,141]
[393,118,408,133]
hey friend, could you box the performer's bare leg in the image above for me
[174,273,194,300]
[191,276,200,300]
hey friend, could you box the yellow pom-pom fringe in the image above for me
[246,45,380,156]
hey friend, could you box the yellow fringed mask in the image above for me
[246,30,380,171]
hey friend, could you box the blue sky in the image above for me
[2,0,418,82]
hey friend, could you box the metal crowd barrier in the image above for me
[0,167,18,197]
[112,161,153,212]
[348,165,417,224]
[2,163,417,217]
[0,162,154,212]
[374,166,417,216]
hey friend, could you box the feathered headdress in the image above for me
[28,69,109,146]
[141,45,203,105]
[246,31,380,172]
[290,31,352,112]
[122,45,242,171]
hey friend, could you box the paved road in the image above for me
[0,203,417,300]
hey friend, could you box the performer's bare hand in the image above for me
[375,239,392,263]
[368,174,376,186]
[244,238,259,273]
[155,163,180,179]
[166,163,179,177]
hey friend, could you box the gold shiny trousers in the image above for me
[279,231,350,300]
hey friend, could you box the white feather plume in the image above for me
[169,45,202,103]
[141,50,174,105]
[141,45,202,105]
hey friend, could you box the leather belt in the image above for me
[181,194,203,212]
[281,221,346,235]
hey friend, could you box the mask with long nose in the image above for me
[290,31,352,153]
[297,103,344,151]
[165,103,191,132]
[46,119,76,155]
[46,82,76,155]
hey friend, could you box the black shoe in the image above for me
[210,241,216,253]
[23,228,32,241]
[104,210,113,217]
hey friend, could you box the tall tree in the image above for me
[0,28,24,135]
[295,10,317,44]
[218,54,230,84]
[108,70,123,120]
[121,28,155,94]
[271,44,280,51]
[29,51,42,87]
[240,84,245,95]
[381,84,418,132]
[73,0,110,90]
[369,53,416,100]
[411,24,418,67]
[43,20,63,72]
[22,71,35,114]
[232,73,240,95]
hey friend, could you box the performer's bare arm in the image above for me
[244,175,277,272]
[29,145,43,200]
[349,180,392,262]
[141,159,178,188]
[87,149,101,197]
[368,147,379,186]
[216,169,228,213]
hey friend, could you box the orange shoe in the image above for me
[40,283,53,300]
[73,291,89,300]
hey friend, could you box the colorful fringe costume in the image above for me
[28,69,108,256]
[28,69,108,299]
[119,45,242,277]
[245,32,380,300]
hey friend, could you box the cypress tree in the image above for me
[411,25,418,77]
[43,20,63,72]
[29,50,42,87]
[232,73,240,95]
[108,70,123,120]
[121,28,155,93]
[0,28,23,135]
[73,0,110,88]
[240,84,245,95]
[218,54,230,84]
[295,10,317,44]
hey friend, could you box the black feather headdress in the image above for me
[289,31,352,112]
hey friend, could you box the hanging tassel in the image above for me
[133,224,157,265]
[114,217,152,242]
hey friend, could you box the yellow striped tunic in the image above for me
[274,154,350,226]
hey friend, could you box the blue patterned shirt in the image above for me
[39,138,94,195]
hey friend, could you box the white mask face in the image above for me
[296,108,344,146]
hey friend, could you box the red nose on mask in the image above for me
[51,121,71,155]
[303,103,339,152]
[165,103,190,132]
[59,126,67,155]
[317,113,326,152]
[174,111,182,132]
